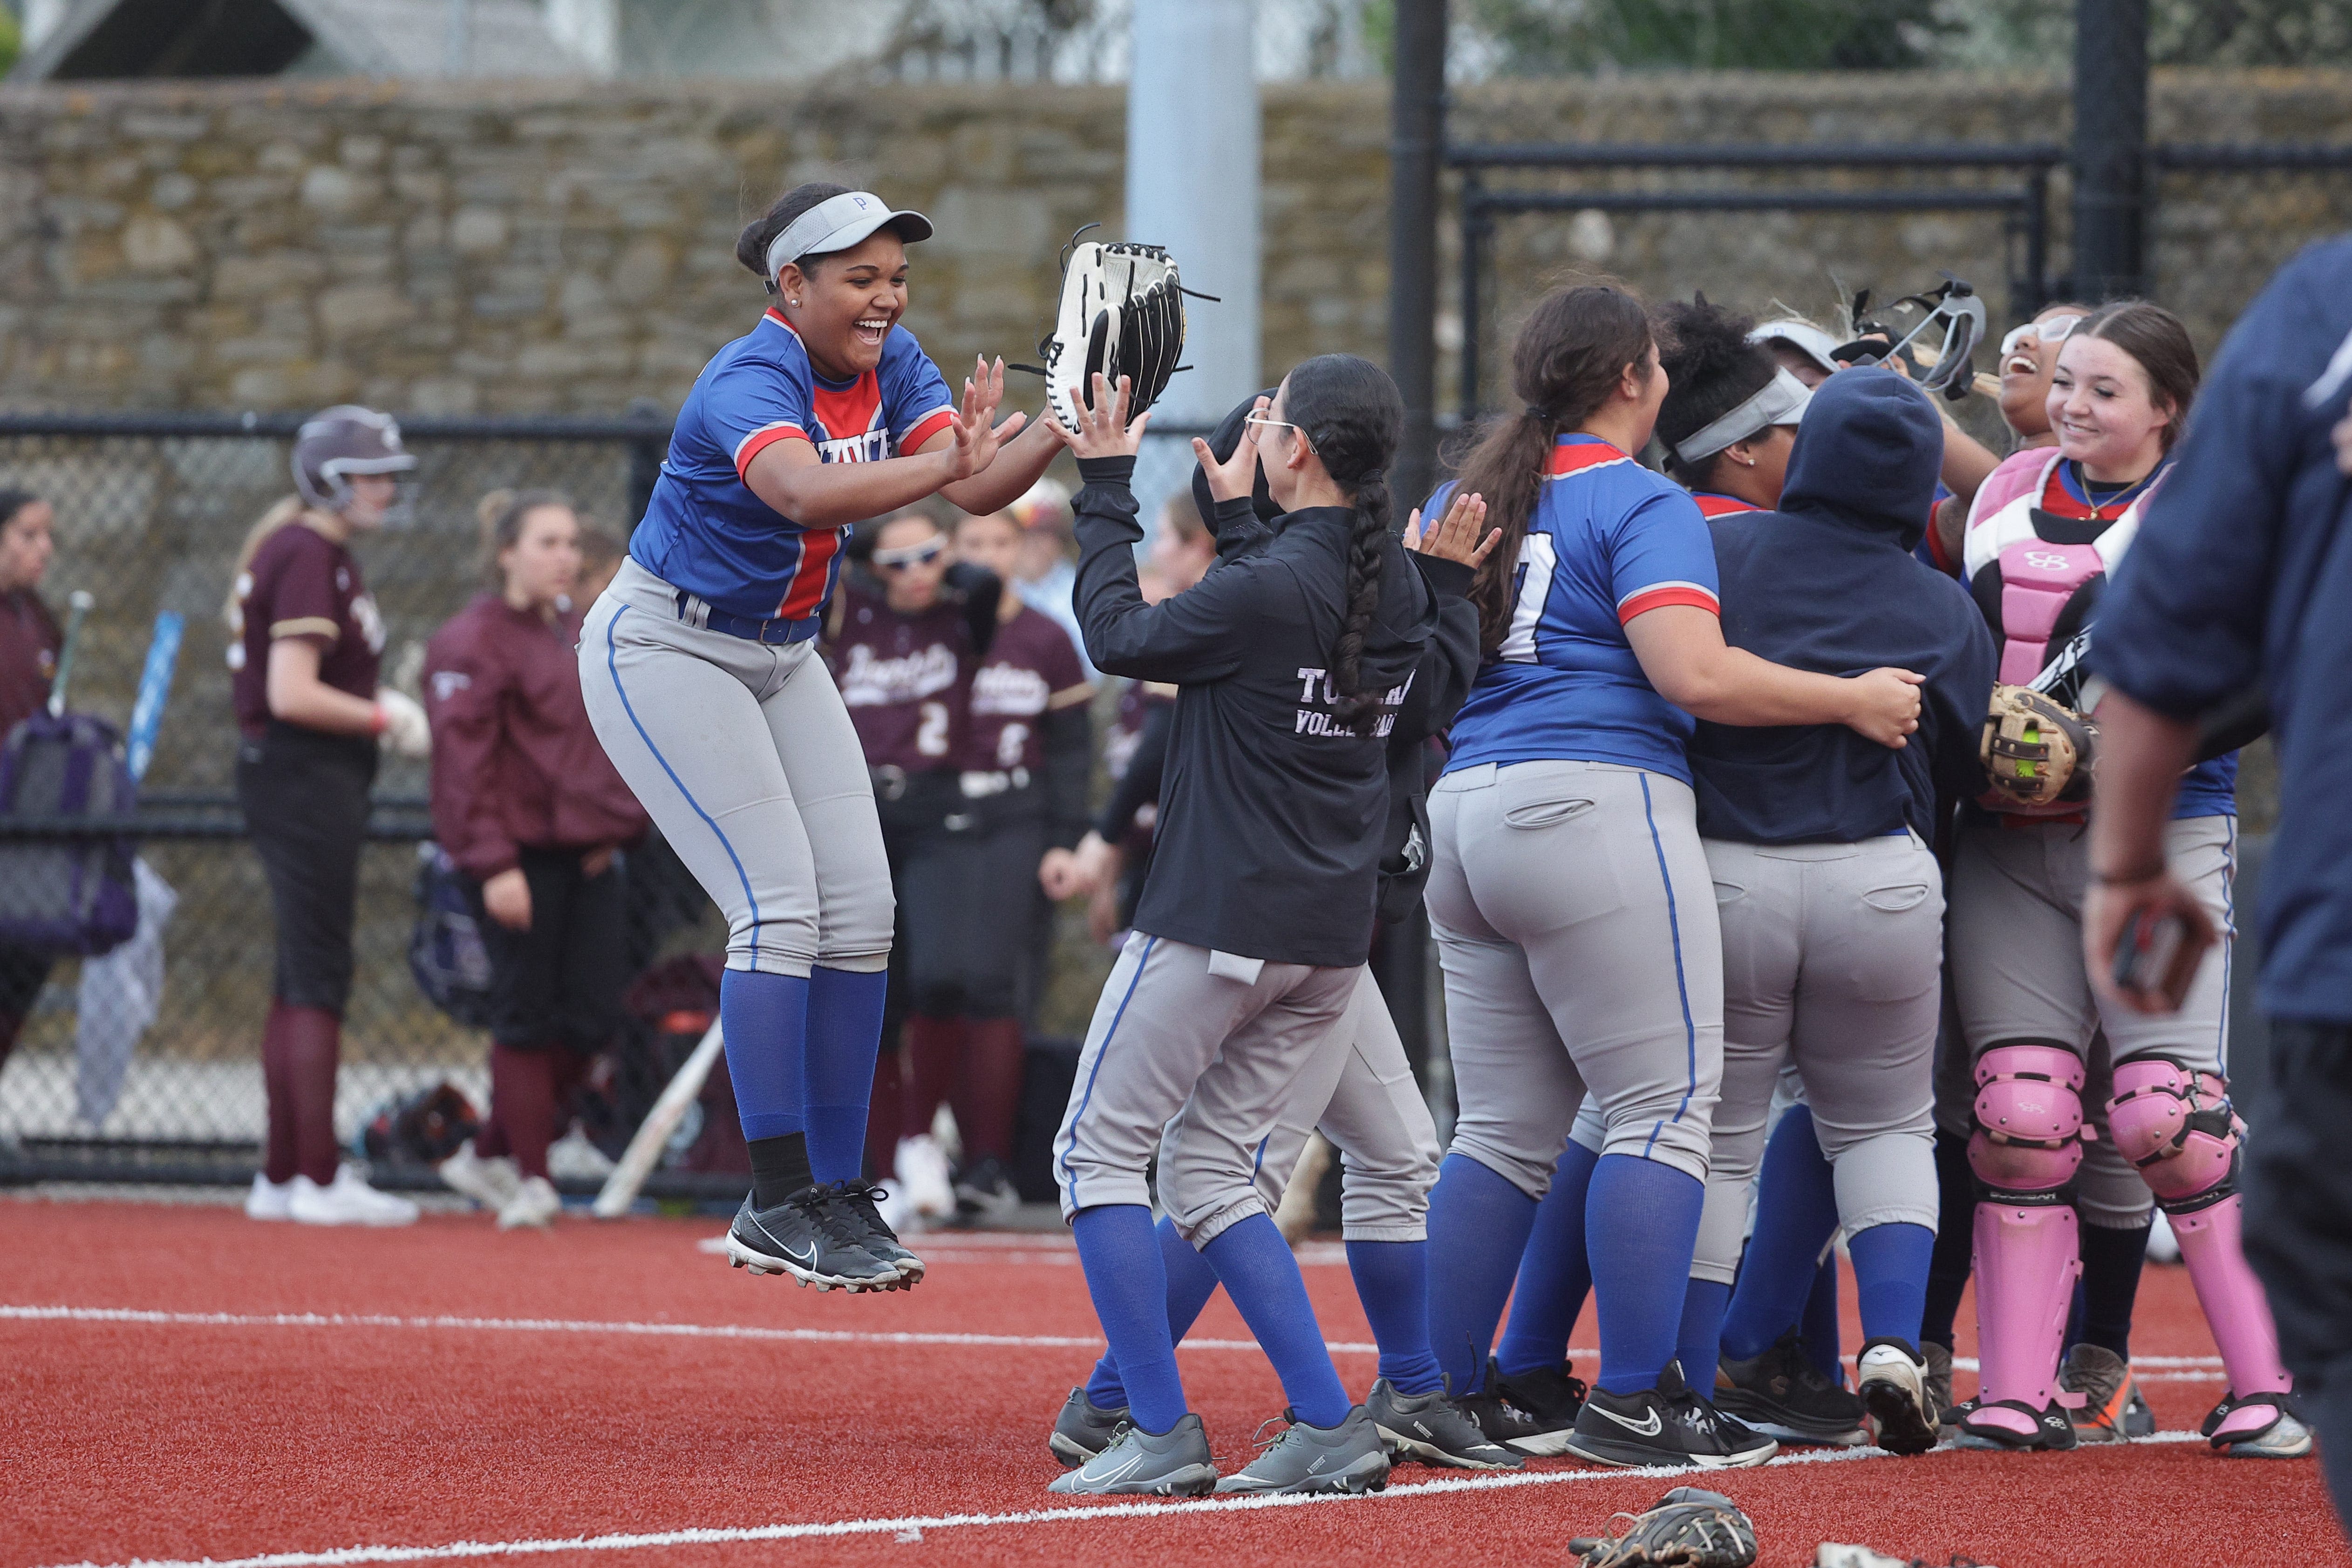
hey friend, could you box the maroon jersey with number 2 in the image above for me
[960,604,1089,773]
[827,579,972,775]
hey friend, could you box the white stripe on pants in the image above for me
[1693,834,1944,1285]
[1426,760,1722,1191]
[579,558,893,977]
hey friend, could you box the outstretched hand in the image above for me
[1048,373,1150,460]
[1190,395,1267,503]
[1404,491,1500,567]
[944,356,1027,480]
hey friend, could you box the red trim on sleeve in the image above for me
[1616,584,1721,624]
[735,422,809,482]
[900,406,956,455]
[1692,492,1763,518]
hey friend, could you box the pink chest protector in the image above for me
[1993,540,2106,686]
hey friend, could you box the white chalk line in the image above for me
[27,1434,2205,1568]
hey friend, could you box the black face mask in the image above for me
[1191,387,1284,538]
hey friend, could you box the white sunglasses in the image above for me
[872,536,947,571]
[1243,413,1317,452]
[1999,314,2085,361]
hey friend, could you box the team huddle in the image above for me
[541,180,2305,1497]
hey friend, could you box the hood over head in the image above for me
[1193,388,1282,535]
[1777,367,1943,552]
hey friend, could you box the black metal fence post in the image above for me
[1388,0,1447,515]
[2072,0,2151,300]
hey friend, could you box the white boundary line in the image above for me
[28,1435,2205,1568]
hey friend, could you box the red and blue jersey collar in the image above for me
[1690,491,1763,518]
[1545,433,1633,477]
[761,308,877,393]
[2041,455,2168,521]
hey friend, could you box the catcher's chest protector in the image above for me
[1964,451,2151,686]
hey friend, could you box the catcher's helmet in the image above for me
[293,405,416,522]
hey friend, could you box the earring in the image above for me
[788,298,800,306]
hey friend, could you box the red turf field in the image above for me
[3,1198,2342,1568]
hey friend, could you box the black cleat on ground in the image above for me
[829,1181,925,1286]
[1954,1397,2079,1452]
[723,1187,902,1293]
[1214,1405,1392,1495]
[1366,1377,1524,1470]
[1047,1413,1218,1497]
[1856,1337,1940,1457]
[1562,1360,1779,1470]
[953,1155,1023,1220]
[2124,1380,2157,1438]
[1049,1385,1130,1469]
[1713,1329,1866,1445]
[1453,1355,1587,1456]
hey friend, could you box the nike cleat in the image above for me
[1214,1405,1391,1495]
[1453,1355,1586,1456]
[1048,1413,1218,1496]
[1922,1340,1955,1416]
[1856,1337,1939,1457]
[1714,1330,1865,1446]
[2059,1343,2134,1444]
[1562,1360,1778,1470]
[723,1188,901,1293]
[1366,1377,1523,1470]
[1049,1385,1130,1469]
[830,1181,926,1286]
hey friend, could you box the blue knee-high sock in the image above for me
[1424,1153,1541,1396]
[1801,1252,1844,1383]
[802,965,888,1183]
[1202,1213,1351,1428]
[1496,1138,1600,1378]
[720,969,811,1142]
[1346,1240,1446,1395]
[1087,1216,1222,1411]
[1719,1106,1842,1363]
[1676,1277,1732,1392]
[1848,1221,1936,1350]
[1072,1205,1188,1433]
[1585,1153,1707,1395]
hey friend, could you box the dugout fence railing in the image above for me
[0,412,1218,1195]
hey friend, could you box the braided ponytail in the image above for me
[1281,355,1404,736]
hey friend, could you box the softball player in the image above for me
[1415,281,1923,1471]
[579,183,1062,1294]
[1950,300,2304,1455]
[1047,360,1481,1498]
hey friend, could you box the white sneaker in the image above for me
[894,1134,956,1220]
[2224,1407,2316,1459]
[288,1166,420,1227]
[245,1173,295,1221]
[439,1144,523,1213]
[498,1174,562,1230]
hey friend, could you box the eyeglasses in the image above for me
[1999,314,2084,361]
[873,537,946,571]
[1243,414,1316,452]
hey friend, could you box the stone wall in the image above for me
[1,71,2346,419]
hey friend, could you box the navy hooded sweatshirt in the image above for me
[1688,369,1997,844]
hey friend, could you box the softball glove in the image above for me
[1980,683,2098,810]
[1568,1486,1759,1568]
[1031,235,1189,431]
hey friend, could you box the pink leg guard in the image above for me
[2107,1059,2292,1441]
[1967,1044,2088,1440]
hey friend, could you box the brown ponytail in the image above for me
[223,496,309,628]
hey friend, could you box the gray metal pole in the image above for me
[1389,0,1447,511]
[2071,0,2148,300]
[445,0,473,75]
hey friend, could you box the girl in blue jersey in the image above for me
[579,183,1063,1294]
[1417,281,1924,1470]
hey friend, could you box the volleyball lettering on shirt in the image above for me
[828,586,972,773]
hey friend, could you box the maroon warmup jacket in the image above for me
[0,588,61,737]
[424,593,648,879]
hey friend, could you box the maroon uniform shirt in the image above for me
[0,589,61,737]
[229,520,384,738]
[959,604,1090,773]
[826,580,972,775]
[423,593,650,879]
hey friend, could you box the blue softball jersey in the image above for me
[1436,434,1722,784]
[630,309,957,624]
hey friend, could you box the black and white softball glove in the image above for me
[1030,233,1190,430]
[1568,1487,1760,1568]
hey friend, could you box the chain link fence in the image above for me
[0,412,1217,1193]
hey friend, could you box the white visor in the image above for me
[765,191,934,280]
[1748,319,1843,378]
[1673,368,1813,466]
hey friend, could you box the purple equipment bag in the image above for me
[0,712,140,956]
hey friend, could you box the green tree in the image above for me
[1464,0,1955,72]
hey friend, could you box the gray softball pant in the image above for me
[579,558,893,977]
[1949,812,2238,1229]
[1691,834,1945,1285]
[1054,933,1361,1241]
[1427,760,1722,1192]
[1179,966,1441,1245]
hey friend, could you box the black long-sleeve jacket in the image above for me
[1072,455,1479,967]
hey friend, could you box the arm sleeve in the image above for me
[1040,700,1093,850]
[1405,552,1483,737]
[1211,494,1273,562]
[1608,490,1722,624]
[943,562,1003,660]
[1096,700,1172,841]
[884,335,958,456]
[704,355,816,483]
[423,631,519,880]
[2087,273,2323,717]
[1071,456,1264,683]
[263,538,345,644]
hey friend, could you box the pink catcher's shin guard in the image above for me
[1966,1045,2090,1442]
[2107,1059,2292,1443]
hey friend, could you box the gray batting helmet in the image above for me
[293,405,416,521]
